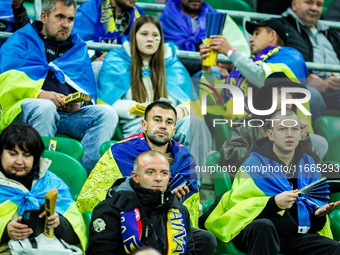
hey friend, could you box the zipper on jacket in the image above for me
[161,192,164,204]
[145,225,149,238]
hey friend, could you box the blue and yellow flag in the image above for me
[0,170,87,252]
[97,42,191,105]
[76,132,200,226]
[205,152,332,243]
[0,23,97,131]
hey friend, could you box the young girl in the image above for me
[98,15,211,168]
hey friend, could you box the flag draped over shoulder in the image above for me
[205,152,331,243]
[73,0,145,44]
[76,132,200,226]
[0,171,87,251]
[223,45,312,131]
[97,42,192,105]
[159,0,216,51]
[0,23,96,131]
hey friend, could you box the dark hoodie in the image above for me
[253,137,326,238]
[31,21,76,96]
[87,177,196,255]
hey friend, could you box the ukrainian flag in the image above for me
[76,132,200,227]
[0,170,87,253]
[0,23,97,131]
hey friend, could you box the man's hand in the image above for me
[39,211,60,229]
[7,217,33,241]
[315,201,340,217]
[209,35,232,56]
[173,186,190,203]
[95,53,107,62]
[327,76,340,91]
[64,102,81,113]
[12,0,23,8]
[199,43,212,72]
[307,73,329,93]
[175,106,185,121]
[300,119,309,140]
[215,62,230,79]
[274,189,299,210]
[38,91,66,109]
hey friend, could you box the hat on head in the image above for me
[246,18,288,43]
[252,72,306,111]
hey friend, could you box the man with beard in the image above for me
[159,0,237,77]
[73,0,145,59]
[0,0,118,175]
[160,0,212,52]
[77,101,217,255]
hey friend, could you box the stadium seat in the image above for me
[205,0,253,12]
[326,137,340,162]
[329,210,340,241]
[99,140,120,156]
[323,109,340,117]
[314,116,340,143]
[42,150,87,200]
[41,136,84,161]
[82,210,93,249]
[136,0,158,16]
[23,2,35,20]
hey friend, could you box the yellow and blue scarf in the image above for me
[121,208,187,254]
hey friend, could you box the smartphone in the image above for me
[21,204,45,237]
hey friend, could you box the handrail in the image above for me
[69,1,340,30]
[1,32,340,72]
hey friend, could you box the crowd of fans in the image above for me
[1,0,340,254]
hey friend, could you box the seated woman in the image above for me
[0,123,86,253]
[97,15,211,168]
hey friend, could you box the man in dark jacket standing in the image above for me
[280,0,340,123]
[87,150,196,255]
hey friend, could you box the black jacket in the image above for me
[279,14,340,64]
[87,177,196,255]
[253,137,326,238]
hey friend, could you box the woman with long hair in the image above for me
[97,15,211,168]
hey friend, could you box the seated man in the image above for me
[159,0,249,77]
[77,101,216,255]
[220,72,327,173]
[206,109,340,255]
[0,0,118,174]
[280,0,340,122]
[200,18,310,121]
[73,0,145,59]
[87,151,196,254]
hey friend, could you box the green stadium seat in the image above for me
[136,0,158,16]
[99,140,120,156]
[323,109,340,117]
[23,2,35,20]
[329,210,340,241]
[41,136,84,161]
[326,137,340,162]
[82,210,92,250]
[314,116,340,143]
[205,0,253,12]
[42,150,87,200]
